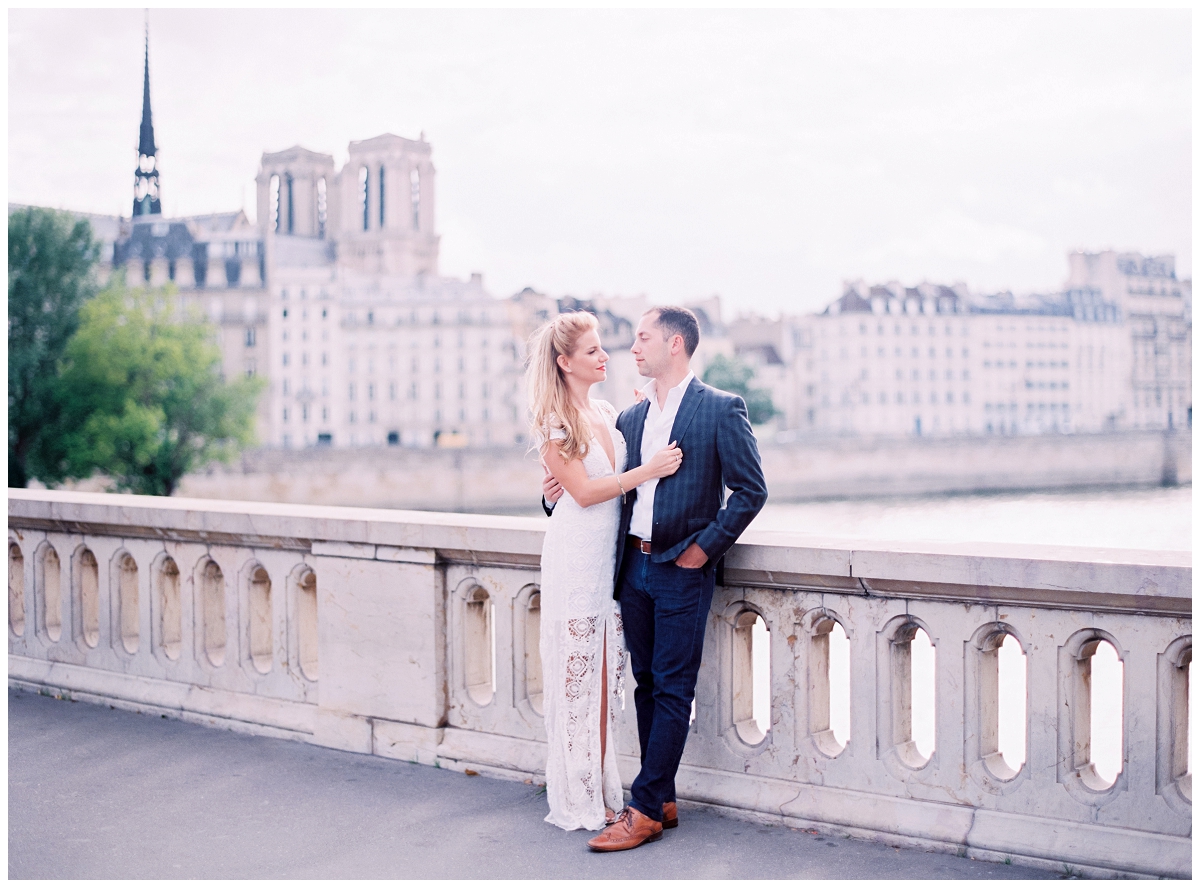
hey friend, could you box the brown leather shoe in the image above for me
[587,807,663,852]
[662,801,678,829]
[607,803,675,828]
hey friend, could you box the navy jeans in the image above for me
[618,538,716,822]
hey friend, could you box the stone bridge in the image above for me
[7,490,1191,878]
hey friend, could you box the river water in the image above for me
[749,484,1191,552]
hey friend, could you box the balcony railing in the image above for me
[7,489,1190,878]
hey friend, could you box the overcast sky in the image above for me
[8,8,1191,316]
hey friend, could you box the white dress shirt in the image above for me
[628,371,694,541]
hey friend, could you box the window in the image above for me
[317,177,327,238]
[286,173,295,234]
[378,166,386,227]
[245,327,256,347]
[270,174,280,232]
[359,166,370,231]
[411,167,421,230]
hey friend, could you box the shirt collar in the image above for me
[640,370,695,404]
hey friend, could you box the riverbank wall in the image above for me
[163,430,1191,513]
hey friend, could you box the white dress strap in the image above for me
[594,399,618,425]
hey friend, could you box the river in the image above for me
[748,484,1191,551]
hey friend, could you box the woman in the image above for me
[527,311,682,831]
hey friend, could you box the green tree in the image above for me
[702,353,777,425]
[8,207,100,487]
[53,282,264,496]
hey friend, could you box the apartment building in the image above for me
[730,257,1169,439]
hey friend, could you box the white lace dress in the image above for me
[539,400,628,831]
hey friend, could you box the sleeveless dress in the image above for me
[538,400,629,831]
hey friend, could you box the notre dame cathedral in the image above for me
[62,29,547,451]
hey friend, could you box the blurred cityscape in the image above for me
[23,61,1189,453]
[13,25,1191,517]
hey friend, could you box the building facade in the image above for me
[729,257,1186,440]
[1066,251,1192,431]
[257,135,526,449]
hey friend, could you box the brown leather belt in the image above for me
[627,535,652,555]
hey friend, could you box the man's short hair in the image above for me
[647,306,700,357]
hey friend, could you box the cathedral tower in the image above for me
[257,147,337,240]
[132,22,161,217]
[338,133,439,276]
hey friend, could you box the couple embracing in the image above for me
[527,306,767,852]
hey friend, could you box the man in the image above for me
[543,306,767,852]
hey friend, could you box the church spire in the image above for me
[133,14,161,217]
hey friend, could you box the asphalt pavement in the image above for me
[8,688,1054,880]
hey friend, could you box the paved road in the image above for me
[9,688,1053,880]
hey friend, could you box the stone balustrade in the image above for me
[7,489,1190,878]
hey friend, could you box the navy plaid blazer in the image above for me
[613,376,768,594]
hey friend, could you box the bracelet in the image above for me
[616,474,626,496]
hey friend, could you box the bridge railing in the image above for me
[7,489,1190,878]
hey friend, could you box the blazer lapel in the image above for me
[624,399,652,467]
[668,377,706,443]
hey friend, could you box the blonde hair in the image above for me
[526,311,599,463]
